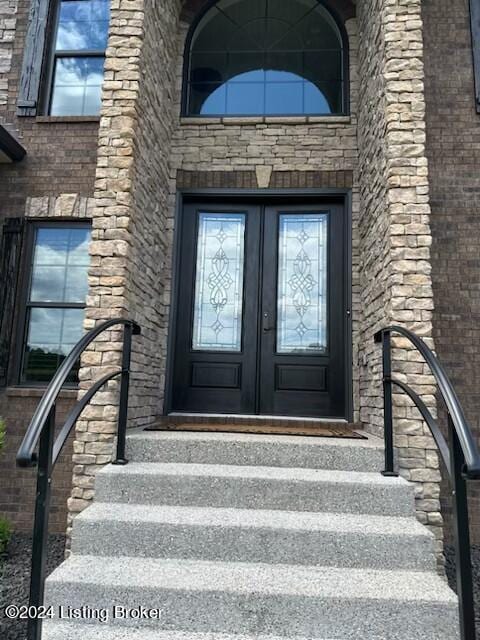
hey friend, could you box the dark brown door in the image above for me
[171,201,347,418]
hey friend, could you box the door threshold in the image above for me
[154,413,363,438]
[151,413,363,439]
[168,412,349,424]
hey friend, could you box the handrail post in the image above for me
[27,404,55,640]
[449,414,476,640]
[381,329,397,476]
[113,321,133,465]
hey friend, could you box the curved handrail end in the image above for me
[16,451,38,468]
[374,330,384,343]
[16,317,140,469]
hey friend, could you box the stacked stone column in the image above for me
[69,0,182,539]
[0,0,17,108]
[358,0,443,555]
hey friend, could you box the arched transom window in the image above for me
[184,0,347,117]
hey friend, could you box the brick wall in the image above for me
[0,389,75,533]
[0,195,95,532]
[422,0,480,544]
[0,0,99,221]
[0,0,100,533]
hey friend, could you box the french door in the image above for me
[171,200,347,418]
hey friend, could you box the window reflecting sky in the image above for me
[23,227,91,383]
[26,227,90,356]
[187,0,344,116]
[27,308,86,354]
[50,57,104,116]
[31,227,91,303]
[198,71,334,115]
[51,0,109,115]
[56,0,109,51]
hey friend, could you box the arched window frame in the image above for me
[181,0,350,118]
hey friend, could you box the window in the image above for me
[48,0,110,116]
[20,224,91,384]
[184,0,347,117]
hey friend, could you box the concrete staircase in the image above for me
[42,430,459,639]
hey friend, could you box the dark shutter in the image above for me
[0,218,25,385]
[17,0,51,116]
[470,0,480,113]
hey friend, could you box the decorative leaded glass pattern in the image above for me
[277,213,328,353]
[192,212,245,351]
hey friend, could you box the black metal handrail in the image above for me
[375,325,480,640]
[17,317,141,640]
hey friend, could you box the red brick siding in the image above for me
[0,389,75,533]
[423,0,480,543]
[0,0,99,220]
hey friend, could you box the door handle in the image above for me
[262,312,274,332]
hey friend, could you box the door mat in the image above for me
[145,422,366,439]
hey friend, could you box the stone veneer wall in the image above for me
[67,2,362,527]
[357,0,443,555]
[66,0,446,560]
[168,15,361,420]
[0,0,16,107]
[68,0,182,534]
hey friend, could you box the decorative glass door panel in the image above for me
[172,201,347,418]
[277,214,328,353]
[192,212,245,351]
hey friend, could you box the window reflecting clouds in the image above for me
[31,227,90,302]
[50,57,104,116]
[24,308,86,383]
[49,0,109,115]
[22,226,91,384]
[56,0,109,50]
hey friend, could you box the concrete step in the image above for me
[71,503,435,571]
[94,462,415,516]
[42,624,359,640]
[125,430,384,472]
[44,556,459,639]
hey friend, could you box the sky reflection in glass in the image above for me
[187,0,344,116]
[22,226,91,383]
[198,72,339,116]
[31,227,91,303]
[50,57,104,116]
[56,0,109,50]
[50,0,109,115]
